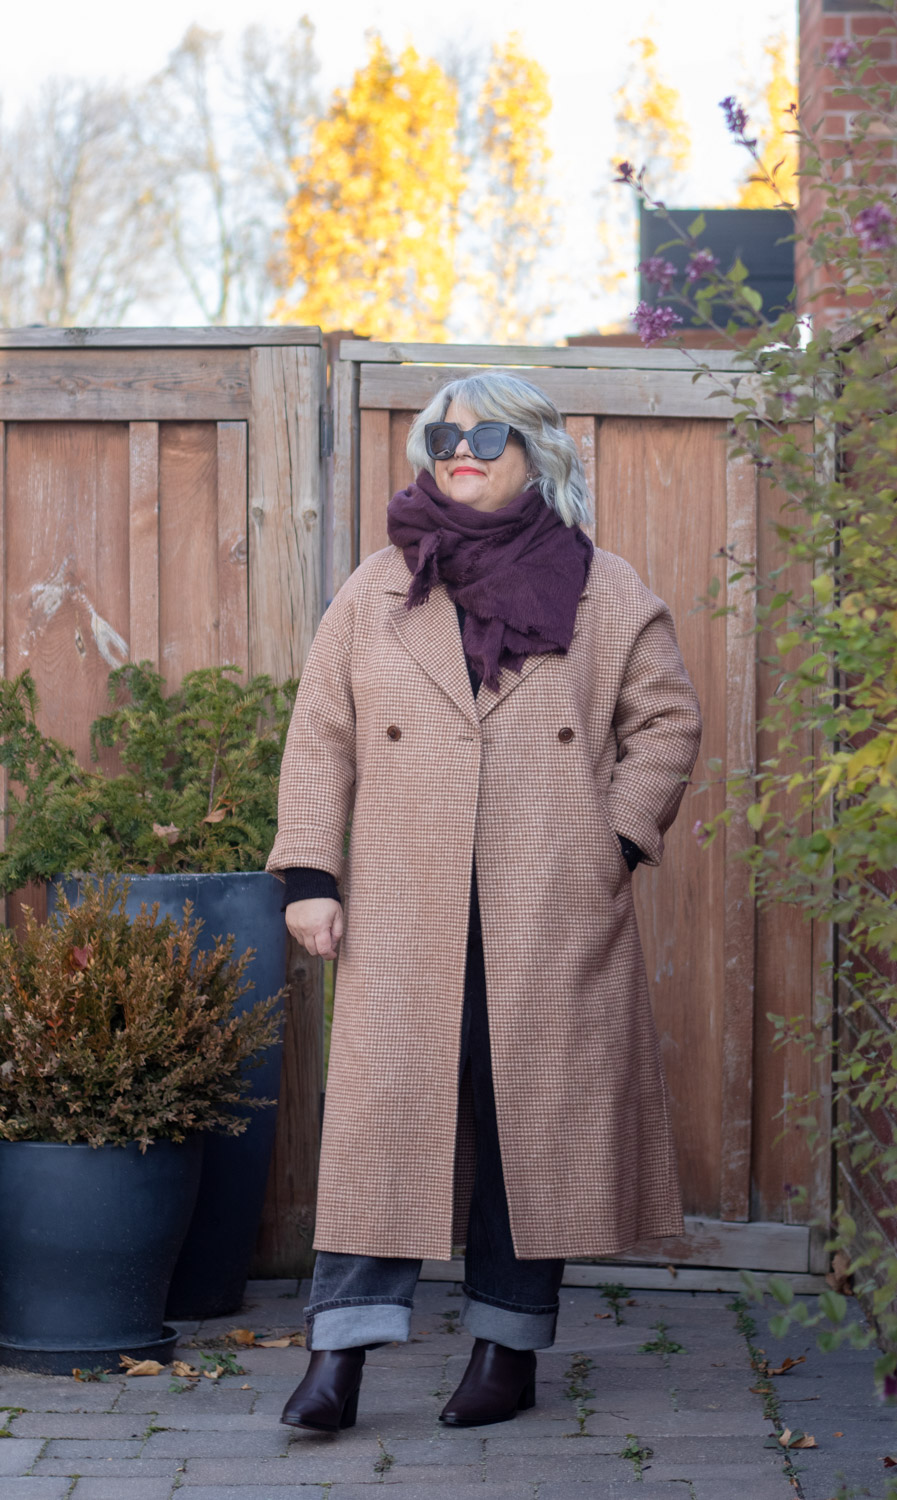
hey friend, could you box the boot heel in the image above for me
[517,1378,536,1411]
[340,1385,360,1428]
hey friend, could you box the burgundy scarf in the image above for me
[386,469,593,692]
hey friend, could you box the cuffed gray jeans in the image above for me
[305,861,565,1353]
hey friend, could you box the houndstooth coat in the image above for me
[266,542,703,1260]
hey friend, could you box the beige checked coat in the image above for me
[266,541,703,1260]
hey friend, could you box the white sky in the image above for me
[0,0,798,338]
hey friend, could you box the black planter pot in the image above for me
[0,1137,203,1374]
[48,871,287,1319]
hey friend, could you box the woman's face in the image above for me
[433,401,531,513]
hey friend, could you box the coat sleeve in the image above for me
[605,598,703,869]
[265,585,356,883]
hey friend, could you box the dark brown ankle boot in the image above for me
[280,1347,366,1431]
[439,1338,536,1427]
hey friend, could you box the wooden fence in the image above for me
[0,328,327,1276]
[0,330,833,1280]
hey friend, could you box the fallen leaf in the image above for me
[240,1384,252,1390]
[826,1250,854,1296]
[626,1299,638,1306]
[770,1355,806,1377]
[833,1432,843,1438]
[594,1312,613,1320]
[203,807,229,824]
[226,1328,256,1346]
[120,1358,164,1377]
[171,1361,199,1379]
[885,1456,897,1468]
[152,822,180,844]
[751,1384,773,1395]
[666,1265,678,1278]
[289,1332,307,1347]
[257,1337,291,1348]
[203,1369,221,1381]
[776,1428,816,1449]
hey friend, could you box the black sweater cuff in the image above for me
[280,867,341,910]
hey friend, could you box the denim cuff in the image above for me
[306,1300,413,1350]
[460,1287,559,1351]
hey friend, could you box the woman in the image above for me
[265,370,703,1433]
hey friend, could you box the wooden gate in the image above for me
[332,340,832,1282]
[0,327,327,1276]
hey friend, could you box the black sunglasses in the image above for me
[424,421,523,462]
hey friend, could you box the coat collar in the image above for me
[382,545,594,724]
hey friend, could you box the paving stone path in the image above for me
[0,1278,889,1499]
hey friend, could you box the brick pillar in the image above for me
[797,0,897,329]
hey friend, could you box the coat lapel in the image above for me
[382,543,595,726]
[383,549,478,725]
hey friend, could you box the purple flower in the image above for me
[853,202,897,251]
[692,820,710,848]
[686,248,720,282]
[720,95,758,148]
[826,38,856,69]
[633,301,683,346]
[781,390,797,407]
[638,256,677,293]
[615,160,635,183]
[881,1371,897,1402]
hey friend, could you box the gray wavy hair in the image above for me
[406,371,593,528]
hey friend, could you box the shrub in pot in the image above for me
[0,662,298,1318]
[0,875,281,1373]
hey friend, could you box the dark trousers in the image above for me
[305,861,565,1351]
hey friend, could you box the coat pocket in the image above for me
[597,797,631,886]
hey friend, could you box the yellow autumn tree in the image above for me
[598,34,692,306]
[613,35,691,199]
[277,35,464,339]
[736,33,799,208]
[471,33,555,343]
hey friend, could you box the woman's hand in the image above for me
[285,898,343,960]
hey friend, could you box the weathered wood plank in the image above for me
[331,358,359,599]
[128,423,160,669]
[248,344,326,1277]
[598,417,728,1219]
[359,409,391,561]
[565,415,597,541]
[0,422,5,927]
[252,946,324,1277]
[720,454,758,1221]
[248,345,324,680]
[358,363,768,420]
[389,410,415,499]
[808,405,836,1274]
[158,424,219,688]
[341,340,753,372]
[4,423,131,937]
[752,449,819,1231]
[426,1217,809,1276]
[0,351,250,421]
[216,422,249,677]
[0,328,321,349]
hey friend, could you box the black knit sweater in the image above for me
[278,602,643,911]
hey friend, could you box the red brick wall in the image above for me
[798,2,897,1288]
[796,0,897,328]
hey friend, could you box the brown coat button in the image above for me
[558,727,575,742]
[386,724,402,741]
